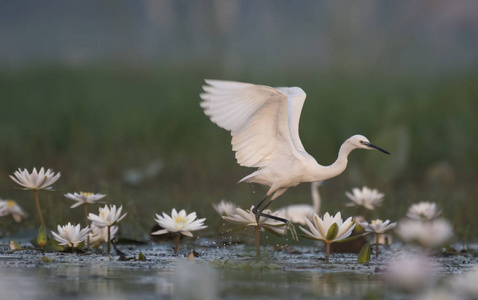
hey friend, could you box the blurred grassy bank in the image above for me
[1,65,477,243]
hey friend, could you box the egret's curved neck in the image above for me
[311,182,321,214]
[314,141,355,181]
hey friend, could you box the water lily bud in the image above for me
[37,225,47,250]
[138,251,146,261]
[358,243,371,264]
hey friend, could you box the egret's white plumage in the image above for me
[277,181,322,225]
[200,79,389,211]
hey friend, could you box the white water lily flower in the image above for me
[88,204,127,228]
[385,254,435,292]
[0,199,27,222]
[212,200,237,216]
[65,192,106,208]
[51,223,90,248]
[395,218,453,248]
[299,212,355,242]
[0,201,8,217]
[450,266,478,298]
[406,202,441,220]
[152,209,207,237]
[360,219,397,258]
[359,219,397,234]
[223,206,287,236]
[9,167,61,190]
[345,186,384,210]
[89,224,118,246]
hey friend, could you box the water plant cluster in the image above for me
[2,167,456,260]
[8,167,128,253]
[4,167,210,255]
[214,185,455,265]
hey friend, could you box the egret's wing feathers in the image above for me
[200,80,307,168]
[200,80,281,132]
[276,87,307,153]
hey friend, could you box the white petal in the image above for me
[70,201,83,208]
[151,229,168,235]
[181,231,193,237]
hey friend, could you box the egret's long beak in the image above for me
[364,142,390,154]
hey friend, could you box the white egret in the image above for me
[200,80,389,238]
[277,181,322,225]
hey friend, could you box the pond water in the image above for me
[0,239,475,300]
[0,264,385,300]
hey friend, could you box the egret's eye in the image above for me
[359,140,365,144]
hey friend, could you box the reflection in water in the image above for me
[155,270,174,297]
[52,266,121,297]
[0,261,220,299]
[212,265,386,299]
[0,268,41,299]
[0,265,172,299]
[0,258,388,299]
[173,262,218,300]
[310,272,382,298]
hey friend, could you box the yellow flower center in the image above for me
[6,200,16,208]
[80,192,94,197]
[372,219,383,226]
[173,215,187,230]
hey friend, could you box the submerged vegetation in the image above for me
[0,66,477,244]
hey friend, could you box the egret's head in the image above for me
[349,135,390,154]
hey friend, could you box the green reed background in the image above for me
[1,65,477,244]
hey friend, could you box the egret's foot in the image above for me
[252,208,298,241]
[286,220,298,241]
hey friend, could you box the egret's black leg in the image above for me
[261,199,273,211]
[252,195,270,214]
[252,194,271,225]
[255,208,287,223]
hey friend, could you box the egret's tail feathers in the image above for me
[238,171,259,184]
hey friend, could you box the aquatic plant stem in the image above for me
[33,189,46,228]
[375,233,379,258]
[84,204,90,248]
[325,241,331,263]
[174,233,181,254]
[361,207,367,219]
[107,226,111,253]
[255,226,261,257]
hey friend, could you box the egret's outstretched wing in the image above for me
[276,87,307,153]
[200,80,307,168]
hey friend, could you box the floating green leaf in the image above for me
[47,237,65,252]
[41,256,55,262]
